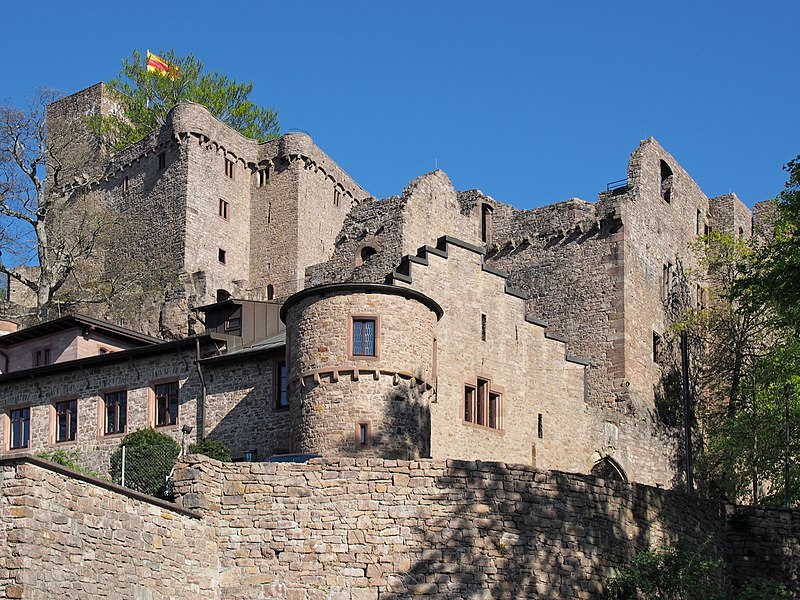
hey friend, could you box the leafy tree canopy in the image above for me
[91,49,279,151]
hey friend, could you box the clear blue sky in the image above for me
[1,1,797,209]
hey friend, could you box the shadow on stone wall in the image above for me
[398,463,728,598]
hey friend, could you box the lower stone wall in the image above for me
[3,455,798,599]
[174,456,799,599]
[0,457,217,599]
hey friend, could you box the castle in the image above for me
[1,83,760,489]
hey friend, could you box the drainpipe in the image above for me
[195,337,207,442]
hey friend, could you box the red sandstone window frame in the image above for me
[348,315,380,360]
[149,379,180,429]
[3,404,31,451]
[355,421,372,449]
[462,375,503,431]
[52,398,78,444]
[99,389,128,437]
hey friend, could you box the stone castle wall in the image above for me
[2,455,796,599]
[284,286,439,458]
[0,457,216,599]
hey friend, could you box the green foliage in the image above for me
[90,49,279,151]
[734,578,791,599]
[188,438,232,462]
[109,428,180,498]
[37,448,102,478]
[606,538,725,600]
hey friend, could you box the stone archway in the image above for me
[590,456,628,482]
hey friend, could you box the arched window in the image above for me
[266,284,275,301]
[591,456,628,482]
[360,246,377,263]
[481,203,493,243]
[216,289,231,302]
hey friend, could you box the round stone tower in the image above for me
[281,283,442,458]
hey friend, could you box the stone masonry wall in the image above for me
[0,457,216,599]
[174,455,800,599]
[0,345,289,473]
[285,289,437,458]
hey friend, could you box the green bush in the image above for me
[37,448,82,470]
[110,429,180,499]
[188,438,232,462]
[607,538,725,600]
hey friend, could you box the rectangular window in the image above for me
[464,378,502,430]
[662,262,673,301]
[334,188,341,207]
[352,319,376,356]
[537,413,543,439]
[464,386,476,422]
[356,422,371,448]
[225,157,235,179]
[218,198,229,220]
[158,152,166,170]
[9,407,30,449]
[123,176,129,192]
[696,209,703,236]
[476,379,488,426]
[481,314,487,341]
[481,204,493,243]
[258,167,269,187]
[155,381,179,427]
[55,399,77,443]
[275,361,288,409]
[33,348,51,367]
[653,331,662,363]
[104,390,127,435]
[224,316,241,332]
[218,248,226,264]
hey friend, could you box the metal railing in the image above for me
[606,178,628,192]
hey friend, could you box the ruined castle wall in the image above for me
[0,458,216,599]
[392,241,593,473]
[284,288,437,458]
[486,196,627,410]
[621,140,714,413]
[304,196,406,287]
[400,170,480,256]
[709,192,753,237]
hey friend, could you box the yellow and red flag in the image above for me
[146,51,179,80]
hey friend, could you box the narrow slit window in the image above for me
[123,176,129,192]
[158,152,166,171]
[218,198,229,220]
[464,386,476,423]
[218,249,226,264]
[481,203,493,243]
[537,413,543,439]
[334,188,341,207]
[653,331,662,363]
[275,361,288,409]
[481,314,487,341]
[476,379,488,426]
[225,157,235,179]
[488,392,500,429]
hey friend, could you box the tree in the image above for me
[90,49,280,152]
[110,428,181,498]
[0,89,111,321]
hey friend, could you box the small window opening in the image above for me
[218,249,227,264]
[218,198,229,220]
[653,331,662,363]
[662,262,673,301]
[659,160,673,203]
[225,317,241,332]
[258,167,269,187]
[537,413,543,439]
[225,157,235,179]
[464,386,476,422]
[476,379,489,426]
[334,188,341,207]
[216,289,231,302]
[704,224,712,236]
[488,392,500,429]
[266,284,275,301]
[696,209,703,236]
[481,203,493,243]
[158,152,166,171]
[123,176,129,192]
[738,226,744,238]
[360,246,377,264]
[356,422,371,448]
[481,314,487,341]
[98,347,109,355]
[275,361,288,409]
